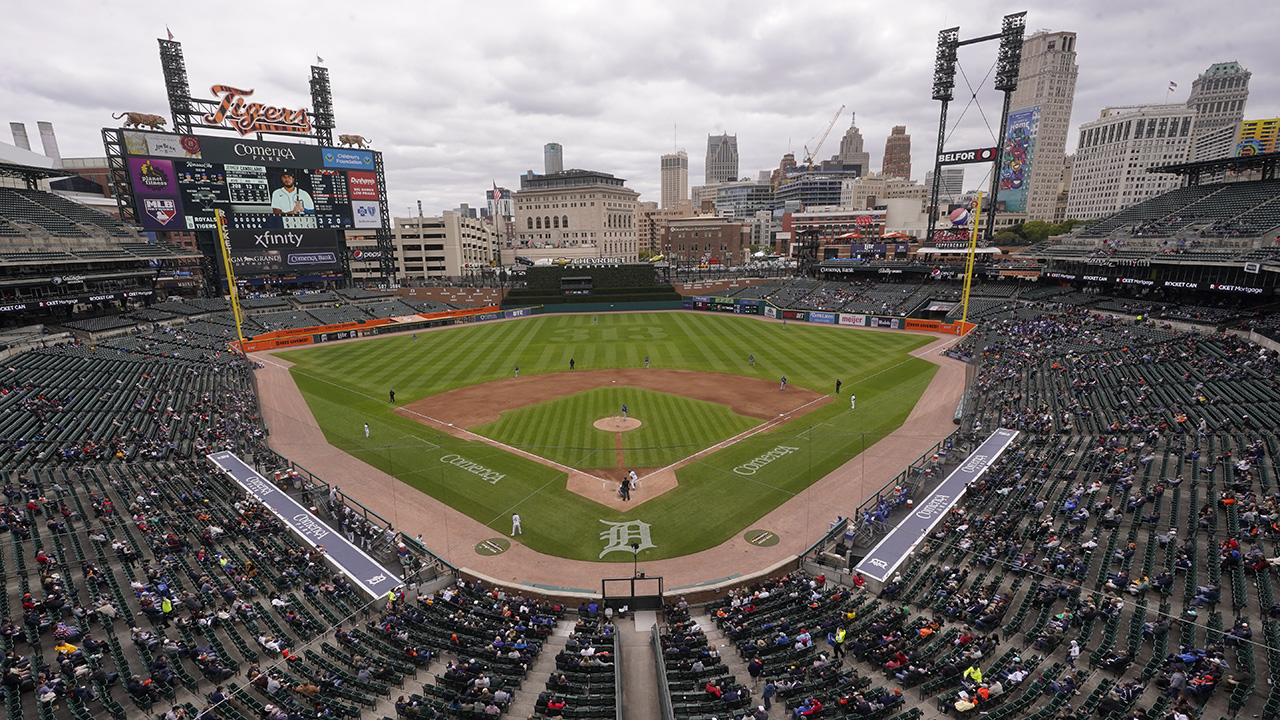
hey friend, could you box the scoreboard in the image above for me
[119,129,386,233]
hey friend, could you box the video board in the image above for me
[120,129,385,233]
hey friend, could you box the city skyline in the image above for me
[2,0,1277,216]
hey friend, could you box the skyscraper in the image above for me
[882,126,912,179]
[705,134,739,184]
[832,113,870,175]
[1187,61,1250,160]
[544,143,563,174]
[660,151,689,210]
[1002,30,1078,222]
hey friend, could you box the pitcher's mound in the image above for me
[594,416,641,432]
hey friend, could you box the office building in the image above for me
[774,172,856,210]
[660,151,689,210]
[690,184,719,213]
[544,143,563,174]
[705,134,739,184]
[830,113,870,176]
[1187,62,1250,149]
[1192,124,1241,163]
[1066,103,1195,220]
[660,216,749,266]
[841,174,927,211]
[924,168,965,205]
[637,200,695,256]
[714,180,775,218]
[882,126,912,179]
[1053,154,1075,223]
[513,167,640,260]
[486,186,515,219]
[1004,30,1078,222]
[347,211,497,282]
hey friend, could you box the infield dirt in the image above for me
[393,368,832,507]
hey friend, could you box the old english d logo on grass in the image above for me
[599,520,655,559]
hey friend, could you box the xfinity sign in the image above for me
[937,147,999,165]
[226,228,342,276]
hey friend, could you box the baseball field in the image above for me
[278,312,938,562]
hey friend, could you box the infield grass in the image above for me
[474,387,760,469]
[279,311,938,562]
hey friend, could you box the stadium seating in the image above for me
[12,189,137,237]
[0,188,88,236]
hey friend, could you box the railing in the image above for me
[614,628,625,720]
[799,429,963,564]
[256,448,457,576]
[652,624,675,720]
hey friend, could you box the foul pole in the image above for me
[960,192,984,326]
[214,209,249,354]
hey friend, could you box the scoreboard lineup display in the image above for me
[121,129,385,233]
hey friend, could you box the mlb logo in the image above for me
[143,198,180,226]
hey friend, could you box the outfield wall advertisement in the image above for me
[680,297,973,335]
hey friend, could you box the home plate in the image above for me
[594,416,642,431]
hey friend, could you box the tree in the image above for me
[1021,220,1056,242]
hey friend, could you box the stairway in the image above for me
[505,618,573,718]
[696,611,756,696]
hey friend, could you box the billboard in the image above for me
[998,107,1039,214]
[226,228,342,276]
[119,129,386,233]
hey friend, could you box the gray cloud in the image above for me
[2,0,1275,215]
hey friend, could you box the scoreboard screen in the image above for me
[119,129,386,233]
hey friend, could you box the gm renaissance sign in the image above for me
[207,451,401,598]
[854,428,1019,583]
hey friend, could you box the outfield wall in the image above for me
[683,296,976,335]
[236,305,521,351]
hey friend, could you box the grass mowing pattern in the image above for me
[280,312,938,562]
[474,387,760,469]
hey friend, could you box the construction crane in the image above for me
[802,104,845,170]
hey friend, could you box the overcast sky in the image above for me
[3,0,1275,217]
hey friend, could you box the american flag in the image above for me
[166,26,174,41]
[1168,81,1178,91]
[492,182,502,202]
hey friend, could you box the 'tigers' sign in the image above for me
[203,85,313,136]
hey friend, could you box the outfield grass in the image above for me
[279,312,938,564]
[474,387,761,469]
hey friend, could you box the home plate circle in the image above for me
[594,416,642,431]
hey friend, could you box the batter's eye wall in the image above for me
[525,264,657,292]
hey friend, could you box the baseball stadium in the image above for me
[2,21,1280,720]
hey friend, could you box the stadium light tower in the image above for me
[926,12,1026,241]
